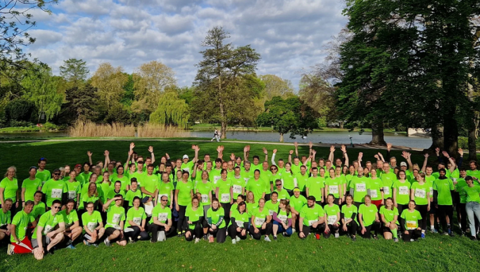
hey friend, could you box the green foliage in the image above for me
[120,74,135,107]
[57,84,98,125]
[317,117,327,128]
[59,58,89,88]
[5,98,37,125]
[150,88,189,128]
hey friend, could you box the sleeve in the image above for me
[11,213,20,226]
[272,212,282,223]
[73,211,79,223]
[126,209,133,221]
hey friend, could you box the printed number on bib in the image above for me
[308,220,317,226]
[112,214,121,224]
[415,189,426,198]
[356,183,366,192]
[201,194,209,203]
[51,189,62,198]
[399,186,409,195]
[87,222,97,232]
[213,176,221,184]
[383,187,390,195]
[133,217,142,225]
[68,191,76,199]
[44,225,53,234]
[233,185,242,194]
[158,213,168,222]
[278,215,288,224]
[254,217,265,226]
[221,193,230,202]
[329,186,338,194]
[327,215,337,225]
[406,220,417,230]
[370,190,378,198]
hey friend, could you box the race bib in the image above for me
[201,194,209,203]
[278,215,288,224]
[112,214,121,224]
[182,168,190,173]
[144,202,153,216]
[383,186,390,195]
[233,185,242,194]
[415,189,426,198]
[243,178,250,185]
[51,189,62,198]
[213,176,221,184]
[43,224,53,234]
[327,215,337,225]
[269,210,274,216]
[221,193,230,202]
[254,217,265,226]
[133,217,142,225]
[329,186,338,194]
[87,222,97,232]
[68,191,76,199]
[158,213,168,222]
[308,220,316,226]
[406,220,417,230]
[399,186,409,195]
[236,220,244,228]
[356,183,366,192]
[370,189,378,198]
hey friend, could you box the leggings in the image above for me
[221,203,231,227]
[300,224,325,238]
[459,203,467,233]
[415,205,428,231]
[228,224,247,240]
[437,205,454,232]
[177,205,187,232]
[361,222,380,238]
[124,226,149,241]
[185,222,204,241]
[208,227,227,243]
[403,229,422,241]
[148,223,175,242]
[249,223,272,240]
[397,204,408,232]
[344,221,358,236]
[324,224,339,238]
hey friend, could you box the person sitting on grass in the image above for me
[59,199,83,249]
[32,200,65,260]
[81,202,105,247]
[7,200,36,255]
[149,195,174,242]
[298,196,326,240]
[400,200,423,242]
[0,198,12,243]
[102,195,127,247]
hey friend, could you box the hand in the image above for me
[427,205,430,212]
[341,145,347,153]
[395,203,398,207]
[261,223,266,229]
[128,150,133,156]
[273,149,277,154]
[165,225,170,232]
[401,151,408,159]
[169,204,173,210]
[294,142,298,148]
[236,227,242,232]
[435,147,440,156]
[299,231,305,238]
[16,202,19,208]
[282,223,287,229]
[187,221,192,224]
[424,153,429,158]
[374,154,379,160]
[230,153,236,161]
[358,152,363,160]
[148,146,154,153]
[442,151,450,158]
[46,231,55,238]
[330,145,335,152]
[87,151,92,157]
[212,225,217,230]
[385,222,390,228]
[104,150,109,156]
[325,226,330,233]
[404,230,409,235]
[386,143,392,151]
[262,147,268,155]
[312,222,318,228]
[289,150,294,155]
[140,226,145,232]
[311,149,317,156]
[458,148,463,156]
[130,142,135,150]
[342,225,348,232]
[361,227,366,234]
[254,227,259,234]
[176,204,180,212]
[165,153,170,158]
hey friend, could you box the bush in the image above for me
[5,99,37,123]
[317,117,327,128]
[42,122,59,131]
[9,120,34,127]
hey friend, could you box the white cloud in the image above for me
[25,0,348,88]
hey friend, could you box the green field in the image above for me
[0,140,479,271]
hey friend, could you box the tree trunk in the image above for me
[443,112,458,158]
[219,101,227,139]
[428,124,444,151]
[468,127,477,161]
[339,121,344,129]
[279,133,284,142]
[369,119,386,146]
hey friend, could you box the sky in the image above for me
[25,0,348,89]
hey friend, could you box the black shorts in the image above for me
[382,226,392,233]
[105,227,120,236]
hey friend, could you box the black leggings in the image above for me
[228,224,247,240]
[437,205,453,232]
[415,205,428,231]
[300,223,325,238]
[459,203,467,233]
[324,224,339,238]
[177,205,187,232]
[208,227,227,243]
[397,204,408,232]
[221,203,231,227]
[185,222,204,241]
[403,229,422,241]
[361,222,381,238]
[148,223,175,242]
[249,223,272,240]
[124,226,149,241]
[344,221,358,236]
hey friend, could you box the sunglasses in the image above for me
[276,184,282,186]
[161,199,168,202]
[53,173,60,176]
[53,206,61,209]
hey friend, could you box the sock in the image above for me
[430,225,434,230]
[392,228,398,239]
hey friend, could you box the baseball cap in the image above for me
[400,162,407,167]
[183,154,189,159]
[75,164,82,168]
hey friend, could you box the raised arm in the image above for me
[457,148,464,169]
[294,142,299,157]
[442,151,457,173]
[104,150,110,170]
[243,145,249,162]
[385,143,392,162]
[328,145,335,162]
[421,153,429,173]
[271,149,278,166]
[341,145,349,167]
[288,149,294,164]
[149,146,155,164]
[217,145,224,160]
[87,151,93,166]
[357,152,363,168]
[403,151,413,172]
[262,147,268,162]
[192,145,199,163]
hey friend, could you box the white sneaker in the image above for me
[195,238,200,244]
[236,236,241,242]
[292,228,296,234]
[7,244,13,255]
[232,239,236,244]
[159,231,166,242]
[104,238,111,247]
[264,236,271,242]
[334,232,339,238]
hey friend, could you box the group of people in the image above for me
[0,141,479,260]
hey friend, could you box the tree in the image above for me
[59,58,89,89]
[259,74,294,100]
[5,98,36,125]
[90,63,128,114]
[0,1,57,72]
[149,88,189,128]
[132,61,176,115]
[256,96,318,142]
[194,26,261,138]
[57,84,98,124]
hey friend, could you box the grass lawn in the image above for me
[0,140,479,271]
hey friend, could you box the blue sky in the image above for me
[25,0,348,89]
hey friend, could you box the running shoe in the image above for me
[421,233,425,239]
[264,236,271,242]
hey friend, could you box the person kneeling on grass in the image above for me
[32,200,65,260]
[298,196,326,240]
[7,200,36,255]
[0,199,12,243]
[249,198,272,242]
[341,195,358,241]
[82,202,105,246]
[207,198,227,243]
[149,195,174,242]
[185,196,205,243]
[103,195,127,247]
[400,200,422,242]
[59,199,83,249]
[228,201,249,244]
[124,197,149,243]
[358,195,381,239]
[272,199,293,240]
[324,194,341,238]
[379,197,399,242]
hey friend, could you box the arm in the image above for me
[192,145,199,163]
[272,212,282,223]
[263,147,268,162]
[87,151,93,166]
[421,153,429,173]
[328,145,335,162]
[217,146,224,160]
[149,146,155,164]
[442,151,456,173]
[357,152,363,168]
[288,150,294,164]
[457,148,464,168]
[243,146,249,162]
[10,224,19,243]
[294,142,299,157]
[104,150,110,170]
[271,149,278,166]
[403,152,413,172]
[385,143,392,162]
[341,145,349,167]
[103,197,118,211]
[377,152,385,163]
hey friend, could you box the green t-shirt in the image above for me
[105,205,125,229]
[290,194,307,213]
[229,209,250,228]
[217,178,232,203]
[246,202,258,216]
[341,204,358,224]
[142,174,159,194]
[66,180,82,201]
[367,177,383,201]
[110,174,129,192]
[246,178,267,200]
[185,205,204,230]
[359,204,378,227]
[0,177,18,203]
[81,210,103,232]
[21,177,42,202]
[351,176,369,203]
[260,170,273,187]
[231,176,246,198]
[461,185,480,203]
[380,172,397,199]
[400,209,422,230]
[379,206,399,225]
[265,200,280,216]
[78,172,92,186]
[393,180,411,205]
[79,193,101,209]
[306,176,325,200]
[125,189,143,207]
[325,176,342,198]
[59,209,79,228]
[129,172,146,187]
[32,202,46,219]
[295,173,309,192]
[157,181,174,205]
[32,211,65,239]
[300,204,325,226]
[195,181,213,204]
[209,169,222,186]
[150,205,172,224]
[35,169,51,183]
[433,178,454,205]
[0,209,11,226]
[207,207,226,228]
[274,189,290,201]
[181,161,195,174]
[11,210,34,242]
[251,207,270,228]
[282,171,295,190]
[241,170,254,185]
[176,181,193,206]
[41,179,67,206]
[455,178,468,203]
[125,207,146,228]
[411,182,429,205]
[324,204,340,225]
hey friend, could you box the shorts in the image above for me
[429,203,436,214]
[105,227,120,237]
[32,236,50,249]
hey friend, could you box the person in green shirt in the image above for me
[273,179,290,201]
[207,198,227,243]
[32,200,65,260]
[295,165,309,194]
[0,166,19,214]
[21,166,42,204]
[216,169,233,227]
[290,188,307,232]
[325,168,343,205]
[367,169,384,208]
[185,196,205,243]
[393,170,411,233]
[65,171,81,205]
[433,168,455,236]
[102,195,127,247]
[379,197,399,242]
[272,199,293,239]
[400,200,423,242]
[35,158,50,184]
[195,170,213,216]
[249,198,272,242]
[341,195,358,241]
[461,176,480,240]
[358,195,380,239]
[149,195,174,242]
[306,167,325,205]
[298,196,326,240]
[455,168,468,235]
[82,202,105,246]
[124,197,149,243]
[228,201,249,244]
[281,163,295,195]
[350,168,370,207]
[41,169,67,207]
[7,200,36,255]
[78,163,92,186]
[410,173,430,238]
[0,198,12,243]
[231,166,246,199]
[175,171,194,236]
[60,199,82,249]
[141,164,159,215]
[110,165,129,192]
[157,172,174,208]
[323,194,340,239]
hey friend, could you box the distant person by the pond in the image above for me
[211,129,220,142]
